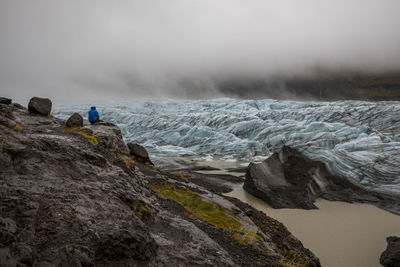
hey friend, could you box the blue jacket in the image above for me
[88,106,100,123]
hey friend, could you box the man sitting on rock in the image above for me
[88,106,102,124]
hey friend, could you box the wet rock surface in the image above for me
[381,236,400,267]
[28,97,52,116]
[244,146,400,214]
[0,100,321,266]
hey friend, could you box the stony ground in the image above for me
[0,99,320,266]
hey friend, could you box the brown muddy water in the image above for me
[226,185,400,267]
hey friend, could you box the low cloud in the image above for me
[1,0,400,103]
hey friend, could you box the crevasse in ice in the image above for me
[54,99,400,195]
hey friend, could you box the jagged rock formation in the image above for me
[244,146,400,213]
[28,97,52,116]
[66,112,83,127]
[380,236,400,267]
[0,99,321,266]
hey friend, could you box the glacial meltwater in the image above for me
[226,185,400,267]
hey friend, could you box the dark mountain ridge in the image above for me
[216,71,400,100]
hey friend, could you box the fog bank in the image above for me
[1,0,400,103]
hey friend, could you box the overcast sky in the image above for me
[1,0,400,103]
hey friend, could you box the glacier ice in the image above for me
[54,99,400,195]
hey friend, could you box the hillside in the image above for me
[217,71,400,100]
[0,97,320,267]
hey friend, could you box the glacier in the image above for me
[54,99,400,195]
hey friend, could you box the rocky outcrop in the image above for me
[244,146,400,212]
[128,143,153,165]
[83,122,130,156]
[28,97,52,116]
[66,112,83,127]
[381,236,400,267]
[0,100,321,266]
[0,102,156,266]
[0,97,12,105]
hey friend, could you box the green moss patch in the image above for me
[232,232,253,246]
[151,182,269,250]
[264,249,271,255]
[136,204,154,221]
[244,229,263,243]
[62,128,99,145]
[151,182,241,231]
[275,248,311,267]
[175,172,190,182]
[12,124,22,132]
[232,230,263,246]
[123,157,136,170]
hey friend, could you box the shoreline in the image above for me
[226,184,400,267]
[162,157,400,267]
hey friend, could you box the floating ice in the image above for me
[54,99,400,195]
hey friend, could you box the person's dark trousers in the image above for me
[90,119,103,124]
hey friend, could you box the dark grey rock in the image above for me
[0,103,17,129]
[14,243,33,266]
[0,103,15,120]
[0,116,17,129]
[0,247,16,267]
[381,236,400,267]
[0,217,17,245]
[0,97,12,105]
[128,143,153,165]
[95,228,157,262]
[11,103,25,110]
[66,113,83,127]
[28,97,52,116]
[243,146,400,212]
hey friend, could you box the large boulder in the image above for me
[381,236,400,267]
[243,146,373,209]
[0,97,12,105]
[28,97,52,116]
[66,113,83,127]
[127,143,153,165]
